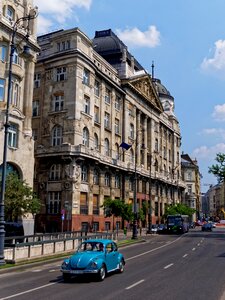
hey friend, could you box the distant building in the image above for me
[33,28,185,232]
[181,153,201,220]
[0,0,39,234]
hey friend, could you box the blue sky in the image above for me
[33,0,225,191]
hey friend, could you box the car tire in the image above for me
[97,264,106,281]
[118,259,125,273]
[63,273,71,282]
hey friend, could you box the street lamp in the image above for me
[0,9,38,265]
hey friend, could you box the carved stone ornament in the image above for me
[130,77,162,111]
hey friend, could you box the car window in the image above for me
[106,243,113,253]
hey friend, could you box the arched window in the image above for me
[5,5,15,21]
[115,143,120,160]
[94,133,99,150]
[130,148,134,163]
[49,164,61,180]
[51,125,63,146]
[82,127,89,146]
[93,168,99,185]
[104,138,110,156]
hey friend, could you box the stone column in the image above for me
[23,57,35,137]
[136,110,141,166]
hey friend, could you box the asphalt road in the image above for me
[1,228,225,300]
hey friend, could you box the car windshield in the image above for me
[78,242,104,252]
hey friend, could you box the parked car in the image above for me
[202,223,213,231]
[61,239,125,282]
[150,224,159,234]
[158,224,167,234]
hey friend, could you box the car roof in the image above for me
[83,239,115,245]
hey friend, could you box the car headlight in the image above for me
[61,261,69,269]
[90,261,98,269]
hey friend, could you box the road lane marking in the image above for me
[126,235,183,261]
[49,269,56,272]
[197,243,200,246]
[164,263,174,269]
[0,281,63,300]
[183,254,188,258]
[192,248,196,251]
[125,279,145,290]
[31,269,42,272]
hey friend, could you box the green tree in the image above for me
[102,198,133,222]
[208,153,225,183]
[4,172,41,222]
[164,203,195,219]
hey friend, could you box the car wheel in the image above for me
[63,273,71,282]
[118,259,125,273]
[97,264,106,281]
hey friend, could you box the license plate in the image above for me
[70,270,83,274]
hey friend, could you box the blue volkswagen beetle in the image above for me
[61,239,125,282]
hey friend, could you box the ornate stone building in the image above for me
[0,0,39,234]
[33,28,185,232]
[181,153,201,220]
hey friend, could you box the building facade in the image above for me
[181,153,201,221]
[33,28,185,233]
[0,0,39,234]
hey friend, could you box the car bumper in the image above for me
[61,269,99,275]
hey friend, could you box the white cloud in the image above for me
[116,26,160,48]
[36,15,53,36]
[200,128,225,140]
[34,0,92,34]
[212,104,225,121]
[201,39,225,73]
[192,143,225,159]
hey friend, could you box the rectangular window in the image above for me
[104,173,110,186]
[115,118,120,134]
[187,184,192,194]
[83,68,90,85]
[47,192,61,214]
[84,96,90,114]
[0,79,5,101]
[34,73,41,88]
[53,95,64,112]
[94,80,100,96]
[80,192,88,215]
[104,112,110,129]
[93,194,99,215]
[56,67,66,81]
[8,123,18,148]
[105,88,111,104]
[32,100,39,116]
[115,175,121,188]
[115,96,121,110]
[32,129,38,141]
[0,45,7,62]
[94,106,100,123]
